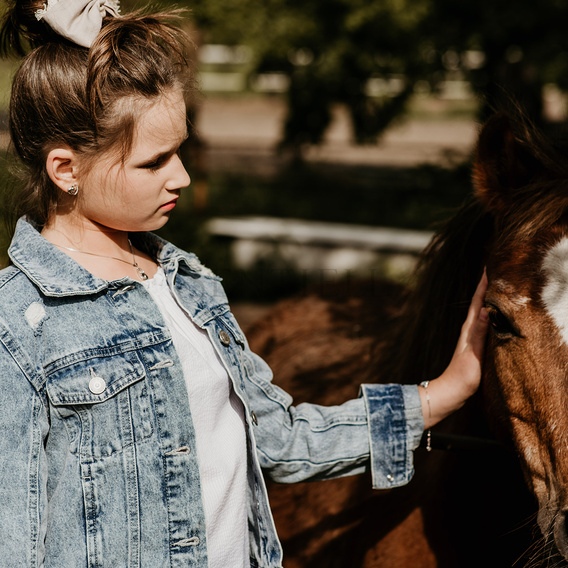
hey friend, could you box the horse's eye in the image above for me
[486,305,519,338]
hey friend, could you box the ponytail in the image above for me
[0,0,61,56]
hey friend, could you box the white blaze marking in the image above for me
[542,236,568,346]
[493,279,531,306]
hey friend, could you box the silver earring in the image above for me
[67,183,79,196]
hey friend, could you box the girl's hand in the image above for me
[418,270,489,428]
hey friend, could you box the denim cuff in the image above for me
[360,383,424,490]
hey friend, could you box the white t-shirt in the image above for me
[142,267,249,567]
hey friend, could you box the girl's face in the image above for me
[76,88,191,233]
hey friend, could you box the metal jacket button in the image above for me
[89,376,106,395]
[251,411,258,426]
[219,330,231,346]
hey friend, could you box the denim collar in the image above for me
[8,217,210,297]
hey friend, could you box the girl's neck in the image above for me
[42,217,131,256]
[41,216,158,282]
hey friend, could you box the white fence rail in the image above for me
[206,216,434,279]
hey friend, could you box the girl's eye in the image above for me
[141,160,163,172]
[139,147,181,172]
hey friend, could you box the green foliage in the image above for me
[417,0,568,120]
[189,0,440,147]
[0,58,18,111]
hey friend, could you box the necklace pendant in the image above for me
[137,267,149,280]
[133,262,149,280]
[129,240,149,280]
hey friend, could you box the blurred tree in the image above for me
[423,0,568,125]
[189,0,438,147]
[148,0,568,147]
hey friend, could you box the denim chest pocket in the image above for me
[46,350,153,460]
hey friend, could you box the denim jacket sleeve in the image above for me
[240,347,425,490]
[0,339,49,566]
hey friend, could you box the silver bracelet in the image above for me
[419,381,432,452]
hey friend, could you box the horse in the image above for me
[244,111,568,567]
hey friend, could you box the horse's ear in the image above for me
[473,113,546,214]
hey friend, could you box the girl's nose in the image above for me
[168,153,191,190]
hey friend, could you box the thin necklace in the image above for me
[53,239,149,280]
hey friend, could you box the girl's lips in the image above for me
[161,198,178,210]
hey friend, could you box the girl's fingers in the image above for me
[457,269,489,355]
[421,270,490,427]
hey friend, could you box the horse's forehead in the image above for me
[542,236,568,346]
[491,279,531,306]
[489,237,541,292]
[488,232,564,311]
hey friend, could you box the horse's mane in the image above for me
[476,106,568,243]
[375,199,492,385]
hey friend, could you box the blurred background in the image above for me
[2,0,568,320]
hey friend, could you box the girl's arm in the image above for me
[242,273,488,490]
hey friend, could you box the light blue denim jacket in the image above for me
[0,218,424,568]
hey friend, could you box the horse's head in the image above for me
[474,112,568,557]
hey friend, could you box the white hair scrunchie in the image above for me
[35,0,120,48]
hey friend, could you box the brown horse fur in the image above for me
[245,111,568,567]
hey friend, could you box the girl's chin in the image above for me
[103,216,172,234]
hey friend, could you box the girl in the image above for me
[0,1,488,566]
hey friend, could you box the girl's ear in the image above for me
[46,148,80,193]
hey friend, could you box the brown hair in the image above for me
[0,1,194,227]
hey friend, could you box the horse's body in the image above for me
[245,114,568,566]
